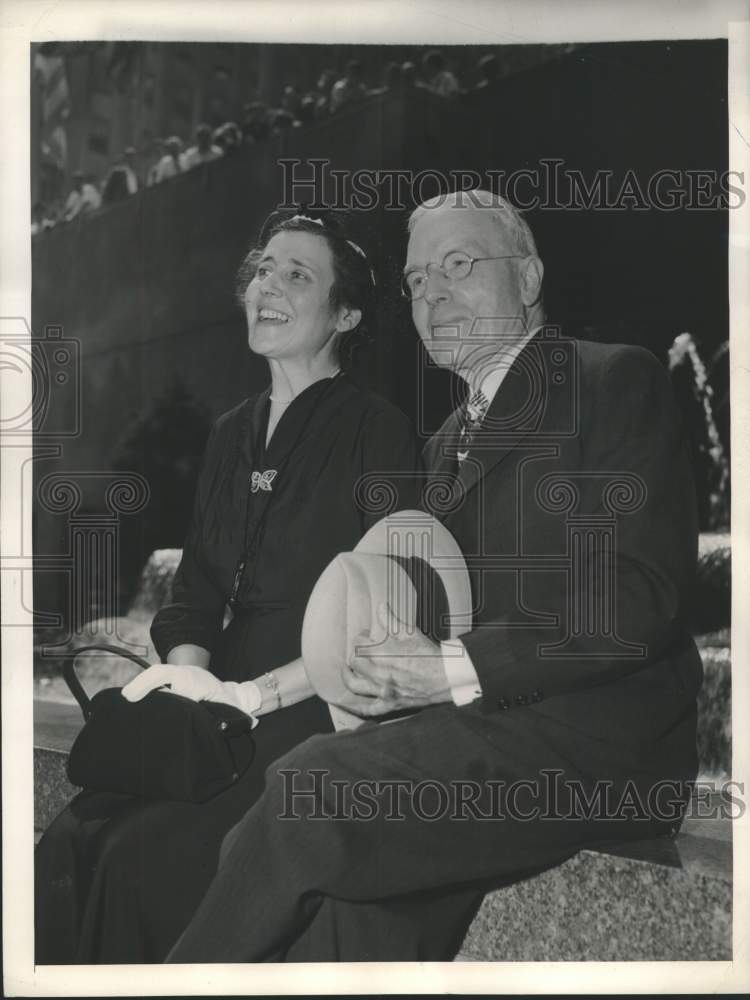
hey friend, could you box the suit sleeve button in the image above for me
[515,694,529,706]
[497,698,510,710]
[531,690,544,703]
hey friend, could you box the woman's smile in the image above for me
[257,307,292,325]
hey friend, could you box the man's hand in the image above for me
[337,602,451,719]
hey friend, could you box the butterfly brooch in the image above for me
[250,469,278,493]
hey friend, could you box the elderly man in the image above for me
[169,190,701,962]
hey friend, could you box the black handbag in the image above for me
[63,645,256,803]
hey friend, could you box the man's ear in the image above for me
[519,256,544,308]
[335,307,362,334]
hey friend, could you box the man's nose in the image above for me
[423,268,451,306]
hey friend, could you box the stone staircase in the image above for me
[34,537,732,960]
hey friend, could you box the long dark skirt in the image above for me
[34,610,334,964]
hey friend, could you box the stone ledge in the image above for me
[34,700,82,833]
[34,746,79,834]
[458,824,731,961]
[696,644,730,779]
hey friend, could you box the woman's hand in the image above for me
[122,664,262,724]
[122,663,224,704]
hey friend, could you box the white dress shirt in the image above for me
[441,327,539,706]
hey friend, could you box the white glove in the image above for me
[121,664,262,726]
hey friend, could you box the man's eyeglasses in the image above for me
[401,250,523,301]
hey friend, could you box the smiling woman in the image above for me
[34,208,422,964]
[237,212,375,440]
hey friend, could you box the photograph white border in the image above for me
[2,0,749,994]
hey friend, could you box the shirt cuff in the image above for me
[441,638,482,707]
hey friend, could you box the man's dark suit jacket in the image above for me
[423,328,702,797]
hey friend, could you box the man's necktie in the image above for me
[457,389,489,465]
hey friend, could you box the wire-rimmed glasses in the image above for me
[401,250,523,301]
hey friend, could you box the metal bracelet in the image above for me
[262,671,282,711]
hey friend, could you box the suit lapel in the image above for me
[423,332,580,512]
[425,407,463,483]
[455,332,577,497]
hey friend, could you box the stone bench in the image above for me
[34,696,732,961]
[457,811,731,961]
[34,700,82,840]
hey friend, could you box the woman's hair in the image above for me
[236,208,376,365]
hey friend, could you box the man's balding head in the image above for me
[408,189,539,259]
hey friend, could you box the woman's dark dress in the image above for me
[35,374,421,963]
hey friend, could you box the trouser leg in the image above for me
[168,706,596,963]
[280,886,485,962]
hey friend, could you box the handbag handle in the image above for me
[62,644,152,721]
